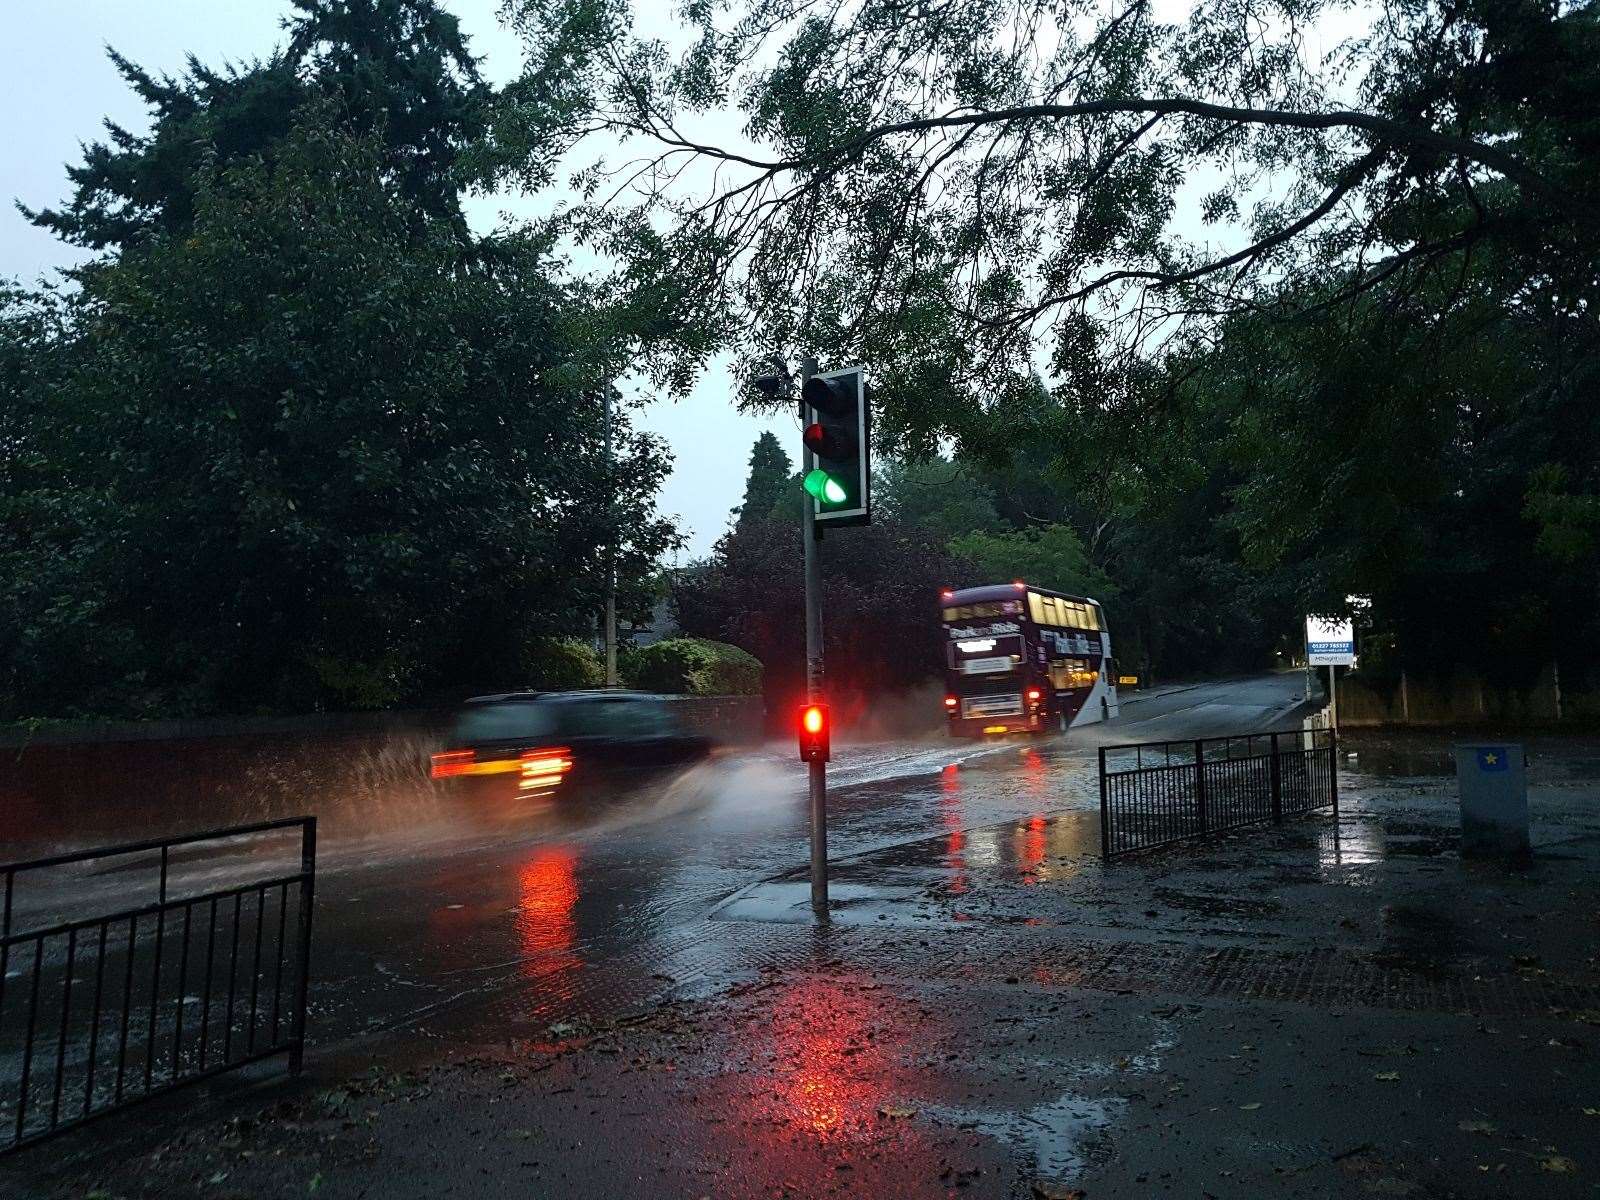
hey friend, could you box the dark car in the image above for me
[429,690,713,796]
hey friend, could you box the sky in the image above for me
[1,0,789,560]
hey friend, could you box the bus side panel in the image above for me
[1050,685,1089,728]
[1065,646,1119,726]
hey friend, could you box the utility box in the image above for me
[1454,744,1529,857]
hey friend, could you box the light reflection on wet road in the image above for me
[6,675,1310,1049]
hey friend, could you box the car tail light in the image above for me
[1026,688,1042,703]
[519,747,573,791]
[430,749,476,778]
[943,695,958,710]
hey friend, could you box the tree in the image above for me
[949,526,1115,605]
[875,457,1002,544]
[20,0,486,253]
[0,115,678,719]
[496,0,1596,464]
[674,517,967,718]
[1148,262,1600,688]
[733,431,792,530]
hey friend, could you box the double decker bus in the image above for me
[940,583,1120,736]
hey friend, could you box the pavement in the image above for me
[9,716,1600,1200]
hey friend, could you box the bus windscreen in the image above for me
[950,634,1022,674]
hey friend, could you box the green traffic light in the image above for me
[802,469,848,505]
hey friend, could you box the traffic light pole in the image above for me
[800,355,829,917]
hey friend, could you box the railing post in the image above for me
[1098,746,1110,860]
[1269,731,1283,823]
[1329,730,1339,816]
[1194,739,1208,836]
[289,817,316,1075]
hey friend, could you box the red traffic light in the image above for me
[798,703,831,762]
[803,421,856,458]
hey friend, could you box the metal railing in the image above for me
[1098,729,1336,859]
[0,817,315,1154]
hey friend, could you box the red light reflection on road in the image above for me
[514,846,581,990]
[1017,814,1047,884]
[940,764,969,896]
[755,975,905,1140]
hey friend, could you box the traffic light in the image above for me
[801,366,870,526]
[797,702,831,762]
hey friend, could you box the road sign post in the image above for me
[1305,615,1356,735]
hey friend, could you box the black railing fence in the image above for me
[0,817,315,1154]
[1098,728,1336,859]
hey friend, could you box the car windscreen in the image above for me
[452,703,560,743]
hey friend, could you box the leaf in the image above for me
[878,1105,918,1119]
[1240,1102,1262,1111]
[1031,1184,1087,1200]
[1457,1120,1495,1134]
[308,1173,324,1194]
[1373,1071,1401,1082]
[1540,1156,1577,1174]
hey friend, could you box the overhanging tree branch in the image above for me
[630,96,1561,204]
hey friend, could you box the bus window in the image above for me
[1027,593,1046,624]
[1047,656,1098,688]
[943,600,1023,621]
[1058,600,1089,629]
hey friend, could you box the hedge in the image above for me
[622,638,762,696]
[523,637,603,689]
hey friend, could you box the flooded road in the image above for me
[3,675,1311,1050]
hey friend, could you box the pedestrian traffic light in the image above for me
[797,702,831,762]
[800,366,870,526]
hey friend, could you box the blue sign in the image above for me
[1476,748,1509,772]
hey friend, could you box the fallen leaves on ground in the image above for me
[1457,1120,1495,1135]
[1373,1072,1401,1082]
[1240,1103,1262,1111]
[878,1105,918,1119]
[1030,1183,1086,1199]
[1540,1156,1578,1174]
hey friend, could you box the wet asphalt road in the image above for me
[297,674,1310,1046]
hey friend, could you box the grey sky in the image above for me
[2,0,788,559]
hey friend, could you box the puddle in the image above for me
[1380,836,1454,858]
[921,1092,1126,1181]
[1150,888,1283,919]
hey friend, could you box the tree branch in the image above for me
[649,96,1561,204]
